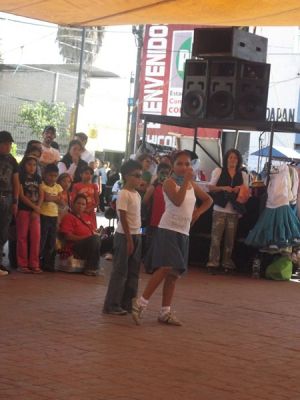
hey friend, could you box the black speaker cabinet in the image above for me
[181,59,209,118]
[182,58,270,121]
[236,60,271,120]
[207,59,237,119]
[208,58,270,120]
[192,27,268,63]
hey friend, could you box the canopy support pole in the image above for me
[73,27,86,135]
[266,124,275,187]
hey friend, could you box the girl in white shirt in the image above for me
[132,151,212,326]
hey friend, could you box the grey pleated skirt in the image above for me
[150,227,189,275]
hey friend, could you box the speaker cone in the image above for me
[238,94,264,120]
[182,90,205,117]
[208,91,234,118]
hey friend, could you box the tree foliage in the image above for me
[10,143,17,157]
[19,101,67,137]
[56,26,104,65]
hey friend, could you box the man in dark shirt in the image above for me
[0,131,19,275]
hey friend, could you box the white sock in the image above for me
[160,306,171,316]
[138,296,149,308]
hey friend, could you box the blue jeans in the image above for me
[0,194,12,265]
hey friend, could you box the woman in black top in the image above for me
[207,149,247,272]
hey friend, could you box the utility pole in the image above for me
[125,72,134,159]
[127,25,144,157]
[73,27,86,135]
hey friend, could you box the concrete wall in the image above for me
[0,69,75,154]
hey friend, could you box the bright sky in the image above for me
[0,13,138,151]
[0,13,137,77]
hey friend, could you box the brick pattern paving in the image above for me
[1,265,300,400]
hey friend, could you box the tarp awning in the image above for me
[251,145,300,161]
[1,1,300,26]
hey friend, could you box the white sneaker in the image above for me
[0,269,8,276]
[104,253,113,261]
[158,311,182,326]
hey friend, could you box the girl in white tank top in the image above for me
[159,182,197,235]
[132,151,212,326]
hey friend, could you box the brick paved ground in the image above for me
[1,264,300,400]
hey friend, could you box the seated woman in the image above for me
[59,194,101,276]
[58,140,87,183]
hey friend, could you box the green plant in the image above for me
[10,143,17,157]
[19,101,67,137]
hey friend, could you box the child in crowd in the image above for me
[138,154,153,187]
[24,141,43,176]
[89,159,101,187]
[142,162,172,273]
[103,159,143,315]
[17,156,44,273]
[98,160,107,212]
[111,179,123,203]
[72,166,99,228]
[25,140,42,156]
[57,173,72,223]
[89,159,101,211]
[40,163,63,272]
[132,151,212,326]
[106,163,120,204]
[0,131,19,276]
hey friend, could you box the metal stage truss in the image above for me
[140,113,300,182]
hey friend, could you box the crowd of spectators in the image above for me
[0,126,116,276]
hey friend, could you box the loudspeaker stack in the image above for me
[181,28,270,121]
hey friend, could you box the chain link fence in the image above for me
[0,64,79,157]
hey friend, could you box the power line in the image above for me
[2,63,79,79]
[269,75,300,85]
[0,31,57,55]
[0,15,56,28]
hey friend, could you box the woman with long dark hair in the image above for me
[207,148,248,272]
[58,140,87,183]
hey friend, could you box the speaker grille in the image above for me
[237,94,265,120]
[182,90,205,117]
[208,91,234,118]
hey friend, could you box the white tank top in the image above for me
[159,184,196,235]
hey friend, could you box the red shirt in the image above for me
[150,184,165,227]
[59,212,96,250]
[72,182,98,213]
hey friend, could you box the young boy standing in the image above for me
[103,160,142,315]
[40,164,63,272]
[0,131,19,276]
